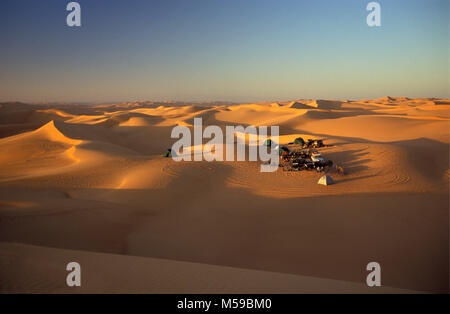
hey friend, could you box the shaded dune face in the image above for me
[0,97,448,293]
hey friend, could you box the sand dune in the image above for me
[297,115,449,142]
[0,121,83,181]
[0,97,448,293]
[0,242,421,294]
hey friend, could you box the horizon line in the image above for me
[1,95,449,106]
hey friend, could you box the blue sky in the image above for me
[0,0,448,103]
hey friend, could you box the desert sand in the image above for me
[0,97,448,293]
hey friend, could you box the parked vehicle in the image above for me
[286,154,333,172]
[304,139,324,149]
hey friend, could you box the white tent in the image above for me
[318,175,335,186]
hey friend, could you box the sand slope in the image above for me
[0,242,420,294]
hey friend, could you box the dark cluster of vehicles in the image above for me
[279,137,334,172]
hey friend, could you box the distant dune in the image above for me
[0,97,448,293]
[288,99,343,110]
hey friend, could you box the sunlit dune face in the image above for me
[0,97,448,194]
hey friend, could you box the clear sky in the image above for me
[0,0,448,103]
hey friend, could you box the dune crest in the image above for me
[33,120,82,145]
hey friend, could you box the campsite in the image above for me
[0,97,448,293]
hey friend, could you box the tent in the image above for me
[318,175,335,186]
[294,137,305,146]
[163,149,172,158]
